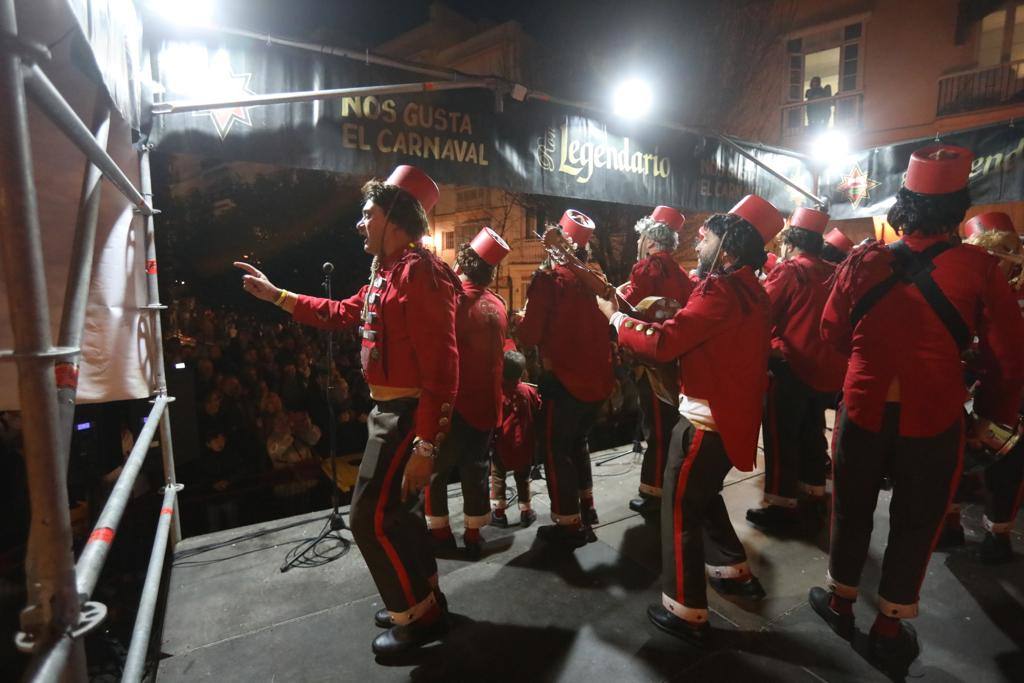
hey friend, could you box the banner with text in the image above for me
[823,123,1024,219]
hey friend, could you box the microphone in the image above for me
[322,262,334,274]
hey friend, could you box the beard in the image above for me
[696,251,717,280]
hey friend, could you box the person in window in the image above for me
[805,76,833,129]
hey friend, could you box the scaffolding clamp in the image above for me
[14,600,107,653]
[0,30,51,65]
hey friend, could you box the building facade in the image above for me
[717,0,1024,240]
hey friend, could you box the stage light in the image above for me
[175,362,187,369]
[75,422,92,431]
[146,0,215,28]
[812,130,850,167]
[612,78,653,119]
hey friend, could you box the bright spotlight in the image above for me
[147,0,215,28]
[612,78,653,119]
[812,130,850,166]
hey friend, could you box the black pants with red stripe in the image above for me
[984,440,1024,529]
[537,373,600,522]
[661,417,747,610]
[349,398,436,613]
[830,404,963,611]
[637,371,679,497]
[424,411,492,522]
[762,359,832,503]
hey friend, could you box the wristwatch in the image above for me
[412,437,436,459]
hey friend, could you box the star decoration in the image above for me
[836,163,880,209]
[192,68,255,140]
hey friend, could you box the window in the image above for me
[979,10,1007,67]
[785,21,863,103]
[978,4,1024,66]
[442,231,455,250]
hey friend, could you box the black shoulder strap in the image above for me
[849,241,971,350]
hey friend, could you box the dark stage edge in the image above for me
[156,440,1024,683]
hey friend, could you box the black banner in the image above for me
[149,36,706,208]
[822,123,1024,219]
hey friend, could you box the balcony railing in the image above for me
[780,90,864,141]
[937,59,1024,117]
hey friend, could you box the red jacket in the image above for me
[291,247,461,444]
[516,265,614,403]
[454,282,508,431]
[621,251,694,307]
[821,235,1024,435]
[617,267,770,471]
[495,381,541,471]
[764,253,846,392]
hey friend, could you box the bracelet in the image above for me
[274,289,289,307]
[412,438,435,458]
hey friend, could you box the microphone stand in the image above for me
[280,262,351,571]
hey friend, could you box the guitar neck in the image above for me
[614,291,639,316]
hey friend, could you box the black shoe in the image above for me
[646,604,710,646]
[935,525,965,550]
[530,465,544,480]
[629,496,661,515]
[536,524,587,549]
[746,505,800,532]
[709,575,766,600]
[583,524,598,543]
[371,613,449,656]
[977,532,1013,564]
[583,507,599,526]
[519,509,537,528]
[463,539,482,561]
[868,622,919,675]
[808,586,853,640]
[431,533,458,557]
[375,592,448,628]
[491,512,509,529]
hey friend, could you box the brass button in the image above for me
[623,320,634,329]
[436,432,446,444]
[634,324,645,333]
[370,348,381,360]
[440,402,451,413]
[439,417,449,426]
[645,328,655,336]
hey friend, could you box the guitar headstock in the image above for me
[542,226,576,266]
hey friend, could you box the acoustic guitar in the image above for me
[541,227,681,406]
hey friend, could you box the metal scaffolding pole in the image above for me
[75,397,168,598]
[122,485,180,683]
[0,0,84,679]
[55,95,110,473]
[139,147,183,544]
[151,78,494,115]
[21,63,154,215]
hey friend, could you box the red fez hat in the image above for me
[903,144,974,195]
[650,205,686,232]
[385,165,440,212]
[729,195,784,244]
[789,207,829,234]
[764,252,778,273]
[559,209,596,247]
[469,226,510,266]
[964,211,1015,237]
[824,228,854,253]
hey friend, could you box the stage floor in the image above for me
[157,432,1024,682]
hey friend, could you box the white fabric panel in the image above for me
[0,19,153,409]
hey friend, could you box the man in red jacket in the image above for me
[425,227,509,560]
[619,206,694,516]
[490,350,541,528]
[235,165,459,656]
[599,194,784,645]
[747,207,846,533]
[516,209,614,549]
[821,228,854,265]
[809,146,1024,674]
